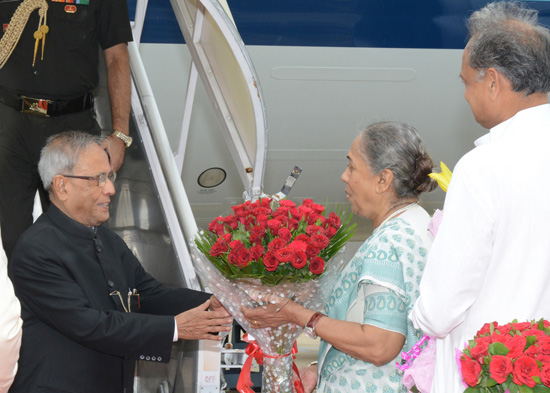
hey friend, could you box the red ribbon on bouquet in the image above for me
[236,333,304,393]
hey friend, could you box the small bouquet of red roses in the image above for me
[459,319,550,393]
[191,197,355,393]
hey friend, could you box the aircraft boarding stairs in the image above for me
[97,0,275,391]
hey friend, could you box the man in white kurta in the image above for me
[409,2,550,392]
[0,228,22,393]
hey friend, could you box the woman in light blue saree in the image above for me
[243,121,437,393]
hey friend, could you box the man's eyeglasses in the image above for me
[62,172,116,188]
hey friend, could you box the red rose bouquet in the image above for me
[191,198,355,393]
[459,319,550,393]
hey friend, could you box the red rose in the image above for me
[310,233,330,249]
[263,251,279,271]
[278,227,292,242]
[228,250,239,265]
[272,207,289,217]
[298,205,313,218]
[307,214,321,226]
[250,225,266,237]
[275,215,289,226]
[290,208,304,221]
[325,226,338,239]
[327,212,341,228]
[290,251,307,269]
[275,248,295,263]
[309,256,325,274]
[288,218,299,231]
[496,325,511,336]
[310,203,325,214]
[294,234,311,244]
[301,198,313,207]
[537,355,550,364]
[523,328,546,339]
[476,322,495,337]
[279,199,296,208]
[489,355,513,384]
[252,207,271,217]
[512,322,534,332]
[209,242,228,257]
[288,240,307,253]
[305,244,320,258]
[470,341,489,363]
[460,356,482,387]
[249,235,263,245]
[250,244,264,261]
[237,248,252,268]
[267,219,281,236]
[525,345,540,358]
[217,233,232,243]
[541,362,550,387]
[505,334,527,359]
[231,202,248,217]
[512,355,539,387]
[539,337,550,355]
[208,217,226,236]
[243,216,255,230]
[268,238,287,252]
[230,240,244,251]
[254,198,271,208]
[492,334,512,345]
[223,214,239,226]
[256,214,269,227]
[306,225,323,235]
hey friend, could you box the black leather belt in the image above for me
[0,86,94,117]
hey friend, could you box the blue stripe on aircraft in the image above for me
[130,0,550,49]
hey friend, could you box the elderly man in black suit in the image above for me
[8,131,232,393]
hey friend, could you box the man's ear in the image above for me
[376,169,394,193]
[51,175,68,201]
[486,67,500,100]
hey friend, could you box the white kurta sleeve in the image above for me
[0,231,22,393]
[409,151,496,338]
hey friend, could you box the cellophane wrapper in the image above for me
[189,239,348,393]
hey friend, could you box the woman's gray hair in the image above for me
[38,131,104,191]
[467,1,550,95]
[359,121,436,199]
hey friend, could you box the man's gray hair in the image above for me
[467,1,550,95]
[38,131,104,191]
[359,121,436,199]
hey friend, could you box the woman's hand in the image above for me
[175,299,233,341]
[241,300,295,329]
[296,364,318,393]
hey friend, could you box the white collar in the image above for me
[474,103,550,147]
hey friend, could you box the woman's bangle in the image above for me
[308,361,318,367]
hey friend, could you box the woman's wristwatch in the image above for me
[304,311,326,339]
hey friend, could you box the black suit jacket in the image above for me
[8,205,210,393]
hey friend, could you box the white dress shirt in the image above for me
[0,229,22,393]
[410,104,550,393]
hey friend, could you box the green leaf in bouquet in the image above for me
[464,387,480,393]
[509,383,520,393]
[480,377,498,388]
[489,342,510,356]
[518,385,534,393]
[527,336,538,346]
[320,204,357,261]
[533,384,550,393]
